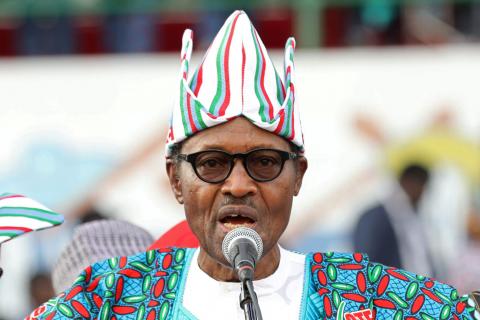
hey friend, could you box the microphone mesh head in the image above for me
[222,227,263,266]
[52,219,154,294]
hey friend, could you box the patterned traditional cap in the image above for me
[0,193,64,245]
[51,219,154,293]
[165,10,303,156]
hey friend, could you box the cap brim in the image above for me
[0,193,64,245]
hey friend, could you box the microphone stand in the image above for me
[240,281,256,319]
[239,279,263,320]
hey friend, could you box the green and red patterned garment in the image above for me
[26,248,478,319]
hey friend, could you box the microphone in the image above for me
[222,227,264,319]
[222,227,263,282]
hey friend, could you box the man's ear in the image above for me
[166,159,184,204]
[294,157,308,196]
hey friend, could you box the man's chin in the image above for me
[200,224,259,268]
[199,246,234,272]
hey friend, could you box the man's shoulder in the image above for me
[85,247,192,281]
[26,247,194,319]
[306,251,370,294]
[63,247,193,301]
[308,251,369,267]
[360,203,389,220]
[303,252,472,319]
[356,204,393,233]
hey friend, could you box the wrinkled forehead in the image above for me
[181,117,292,154]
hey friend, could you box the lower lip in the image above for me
[218,221,257,233]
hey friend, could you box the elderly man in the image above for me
[28,10,477,320]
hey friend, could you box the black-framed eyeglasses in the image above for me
[176,148,298,183]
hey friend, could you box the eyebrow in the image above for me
[191,144,284,153]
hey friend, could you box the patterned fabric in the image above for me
[306,251,476,319]
[27,248,192,320]
[0,193,64,245]
[26,248,476,319]
[165,10,303,156]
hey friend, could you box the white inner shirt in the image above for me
[182,246,306,320]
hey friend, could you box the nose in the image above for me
[220,159,258,198]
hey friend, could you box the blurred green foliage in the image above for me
[0,0,473,18]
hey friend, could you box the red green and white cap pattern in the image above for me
[165,10,303,156]
[0,193,64,245]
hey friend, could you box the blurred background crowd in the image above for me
[1,0,480,56]
[1,0,480,318]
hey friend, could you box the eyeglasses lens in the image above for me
[194,150,283,182]
[194,151,231,182]
[246,150,283,181]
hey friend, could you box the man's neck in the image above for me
[197,245,281,282]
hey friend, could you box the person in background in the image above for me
[29,272,55,310]
[78,207,107,224]
[354,164,434,276]
[448,212,480,294]
[51,219,154,294]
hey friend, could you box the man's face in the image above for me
[167,117,307,266]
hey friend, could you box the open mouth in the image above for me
[220,214,256,229]
[218,206,258,231]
